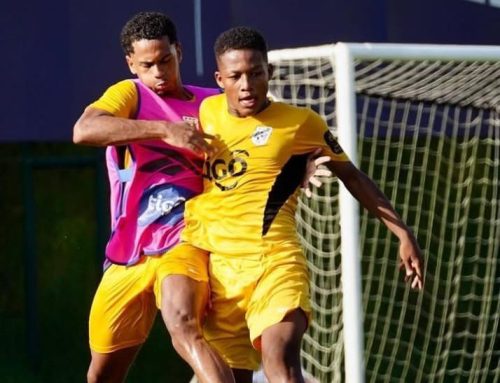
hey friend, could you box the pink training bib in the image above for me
[104,80,218,265]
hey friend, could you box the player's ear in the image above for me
[175,42,183,63]
[126,55,137,75]
[267,63,274,79]
[215,71,224,89]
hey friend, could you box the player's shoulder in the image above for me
[110,79,139,96]
[106,79,137,92]
[272,101,308,113]
[271,101,318,123]
[90,79,138,117]
[100,79,138,101]
[200,92,225,109]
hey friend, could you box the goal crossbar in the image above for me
[269,42,500,62]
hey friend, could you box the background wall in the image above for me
[1,1,499,382]
[1,0,500,141]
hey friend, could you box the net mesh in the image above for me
[269,47,500,383]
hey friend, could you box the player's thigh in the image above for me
[89,262,157,353]
[203,253,262,371]
[247,244,311,349]
[154,242,209,310]
[159,274,209,328]
[260,309,308,360]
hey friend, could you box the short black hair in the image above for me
[120,11,178,55]
[214,26,268,61]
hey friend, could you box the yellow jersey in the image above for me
[89,79,138,117]
[181,94,349,256]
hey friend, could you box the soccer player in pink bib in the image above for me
[73,12,232,383]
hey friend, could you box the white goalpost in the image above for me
[268,43,500,383]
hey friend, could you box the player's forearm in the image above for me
[73,115,169,146]
[373,205,416,244]
[342,170,414,241]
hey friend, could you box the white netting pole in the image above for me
[334,42,366,383]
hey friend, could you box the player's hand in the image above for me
[398,234,424,290]
[301,148,333,198]
[163,121,215,156]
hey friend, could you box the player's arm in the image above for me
[327,159,424,290]
[298,109,424,289]
[74,106,166,145]
[74,107,213,154]
[73,81,213,154]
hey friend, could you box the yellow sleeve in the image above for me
[199,97,209,131]
[88,80,138,118]
[295,109,350,162]
[198,95,220,136]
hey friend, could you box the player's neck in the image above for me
[166,85,193,101]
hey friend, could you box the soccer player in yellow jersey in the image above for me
[180,27,424,382]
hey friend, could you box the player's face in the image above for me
[126,37,183,97]
[215,49,272,117]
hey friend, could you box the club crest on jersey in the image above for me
[251,126,273,146]
[182,116,199,129]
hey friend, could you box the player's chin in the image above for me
[154,84,171,96]
[237,108,256,117]
[155,88,168,96]
[236,103,264,117]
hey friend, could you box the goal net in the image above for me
[268,43,500,383]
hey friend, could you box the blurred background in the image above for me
[1,0,500,382]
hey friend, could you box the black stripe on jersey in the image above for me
[324,130,344,155]
[262,153,309,236]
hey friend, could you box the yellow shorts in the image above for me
[203,241,311,371]
[89,243,209,353]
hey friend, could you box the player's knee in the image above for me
[162,294,198,329]
[161,276,207,352]
[87,364,108,383]
[262,346,301,381]
[162,303,201,344]
[87,348,137,383]
[261,332,303,381]
[161,277,206,332]
[86,368,97,383]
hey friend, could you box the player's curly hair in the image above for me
[214,26,268,61]
[120,11,178,55]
